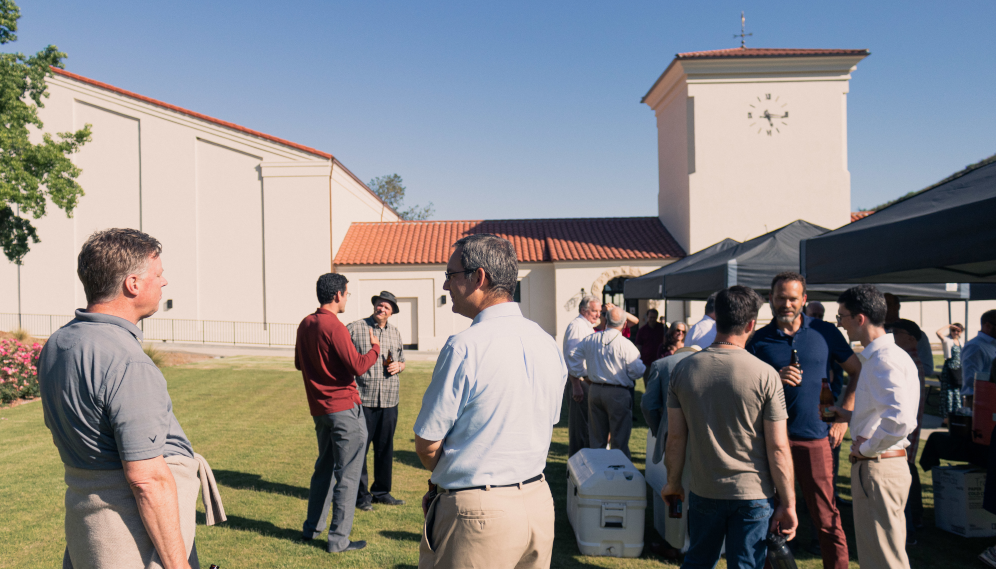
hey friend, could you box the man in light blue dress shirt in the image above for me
[414,234,567,569]
[961,310,996,402]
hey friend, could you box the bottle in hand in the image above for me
[766,532,799,569]
[789,349,800,368]
[820,379,836,422]
[667,496,682,518]
[383,352,394,375]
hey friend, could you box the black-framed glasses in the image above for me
[444,269,473,282]
[835,312,852,324]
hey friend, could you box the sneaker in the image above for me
[372,494,406,506]
[979,546,996,568]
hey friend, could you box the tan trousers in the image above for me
[851,457,911,569]
[419,477,555,569]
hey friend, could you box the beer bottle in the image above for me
[667,495,682,518]
[384,351,394,375]
[820,379,836,422]
[789,349,800,368]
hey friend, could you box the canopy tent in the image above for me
[801,156,996,283]
[624,238,739,299]
[655,220,968,301]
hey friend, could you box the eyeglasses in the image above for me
[444,269,473,282]
[835,312,852,324]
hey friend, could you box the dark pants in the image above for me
[357,405,398,504]
[905,460,923,539]
[791,439,849,569]
[565,380,590,457]
[685,493,774,569]
[302,404,367,552]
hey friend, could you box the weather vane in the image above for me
[734,11,752,48]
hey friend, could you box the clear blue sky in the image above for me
[13,0,996,219]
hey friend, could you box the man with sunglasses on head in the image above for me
[830,285,919,569]
[297,273,382,553]
[414,234,566,568]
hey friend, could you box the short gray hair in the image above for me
[578,295,599,314]
[607,307,627,328]
[454,233,518,300]
[78,228,162,304]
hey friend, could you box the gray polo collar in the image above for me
[74,309,144,343]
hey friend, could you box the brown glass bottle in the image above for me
[668,496,682,518]
[789,349,800,368]
[820,379,836,422]
[383,351,394,375]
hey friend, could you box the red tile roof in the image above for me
[333,218,685,265]
[49,67,333,160]
[851,211,875,223]
[676,48,870,60]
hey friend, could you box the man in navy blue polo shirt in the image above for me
[748,272,861,569]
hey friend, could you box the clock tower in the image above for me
[643,48,869,254]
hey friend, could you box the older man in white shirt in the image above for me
[414,234,566,569]
[686,292,718,348]
[831,285,919,569]
[563,295,601,457]
[570,306,646,459]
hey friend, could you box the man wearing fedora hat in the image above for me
[348,290,407,509]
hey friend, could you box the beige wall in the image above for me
[0,73,396,332]
[645,55,865,254]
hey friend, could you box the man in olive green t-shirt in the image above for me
[662,286,797,569]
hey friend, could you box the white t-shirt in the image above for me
[940,336,962,360]
[687,314,717,348]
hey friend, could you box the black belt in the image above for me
[444,474,543,493]
[591,382,630,389]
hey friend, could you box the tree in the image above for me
[0,0,91,263]
[368,173,434,221]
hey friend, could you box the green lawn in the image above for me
[0,356,989,568]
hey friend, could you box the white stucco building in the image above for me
[0,68,399,342]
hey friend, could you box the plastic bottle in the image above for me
[766,532,798,569]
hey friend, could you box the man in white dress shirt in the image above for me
[414,234,567,569]
[569,306,646,458]
[687,292,718,348]
[563,295,601,457]
[831,285,919,569]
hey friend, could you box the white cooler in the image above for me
[567,448,646,557]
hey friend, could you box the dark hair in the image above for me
[770,271,807,295]
[77,228,163,304]
[454,233,518,300]
[317,273,348,305]
[715,286,764,335]
[837,285,887,326]
[982,310,996,329]
[887,318,922,341]
[704,292,717,315]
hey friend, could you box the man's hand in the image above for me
[830,405,852,424]
[778,365,803,387]
[769,503,798,541]
[661,482,685,505]
[828,421,847,448]
[850,435,868,461]
[422,489,435,518]
[387,362,403,375]
[570,377,584,402]
[369,328,380,347]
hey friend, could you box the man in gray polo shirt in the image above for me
[40,228,199,569]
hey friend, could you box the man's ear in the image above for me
[473,267,487,292]
[122,274,141,297]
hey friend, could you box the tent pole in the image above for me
[966,300,970,336]
[948,300,952,325]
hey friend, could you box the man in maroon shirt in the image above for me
[297,273,381,553]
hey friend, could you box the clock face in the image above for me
[747,93,789,136]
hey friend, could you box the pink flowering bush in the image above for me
[0,338,42,405]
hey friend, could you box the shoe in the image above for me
[332,540,367,553]
[649,540,680,560]
[372,494,406,506]
[979,546,996,568]
[356,500,373,511]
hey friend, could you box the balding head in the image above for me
[607,306,627,329]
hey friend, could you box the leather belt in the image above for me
[590,382,630,389]
[443,474,544,493]
[849,449,906,464]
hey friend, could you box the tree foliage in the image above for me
[0,0,91,263]
[368,173,434,221]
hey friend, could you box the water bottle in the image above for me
[766,532,798,569]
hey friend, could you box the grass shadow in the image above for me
[212,469,309,500]
[393,449,425,470]
[198,513,313,546]
[381,530,420,542]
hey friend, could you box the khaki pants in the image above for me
[851,457,911,569]
[419,477,555,569]
[588,383,633,458]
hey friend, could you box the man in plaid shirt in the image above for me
[348,290,407,509]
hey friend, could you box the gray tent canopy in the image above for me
[652,220,968,301]
[801,156,996,283]
[623,238,739,299]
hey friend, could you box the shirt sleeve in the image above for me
[396,328,406,363]
[413,341,469,442]
[762,370,789,422]
[330,320,380,376]
[859,356,919,457]
[666,367,683,409]
[961,342,983,397]
[567,336,588,378]
[823,324,855,365]
[626,343,647,380]
[103,362,172,462]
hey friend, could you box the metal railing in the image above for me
[0,313,297,347]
